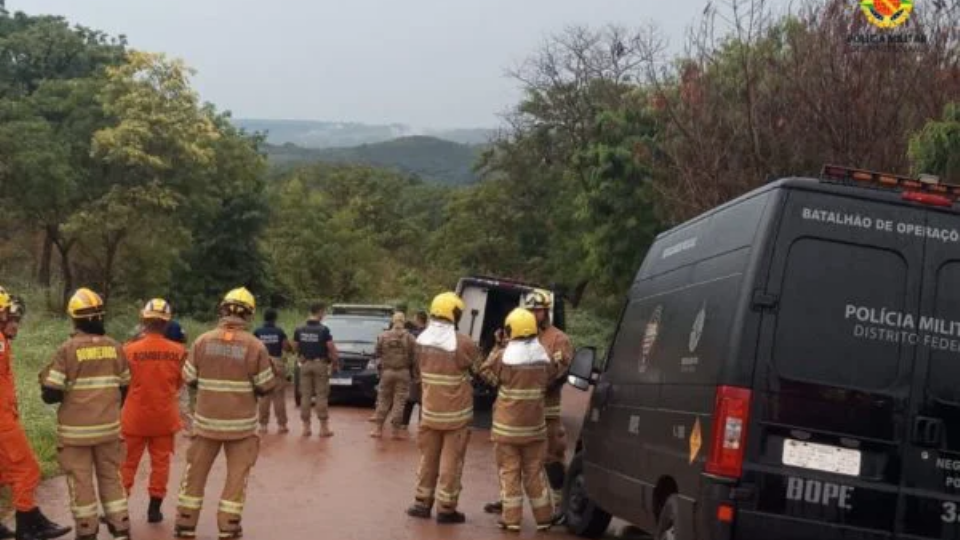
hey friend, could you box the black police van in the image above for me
[564,166,960,540]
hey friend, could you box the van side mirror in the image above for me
[567,346,596,391]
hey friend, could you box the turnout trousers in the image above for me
[413,426,470,514]
[0,425,41,511]
[59,440,130,539]
[373,369,410,429]
[121,434,175,499]
[299,360,330,422]
[496,440,552,528]
[544,417,568,512]
[176,435,259,537]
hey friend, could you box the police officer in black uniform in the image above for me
[254,309,293,433]
[293,303,338,437]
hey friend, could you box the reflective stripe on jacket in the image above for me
[43,332,129,446]
[184,317,277,441]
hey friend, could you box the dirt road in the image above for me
[33,387,640,540]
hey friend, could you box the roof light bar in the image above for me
[820,165,959,208]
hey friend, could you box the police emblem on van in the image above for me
[689,303,706,353]
[640,305,663,373]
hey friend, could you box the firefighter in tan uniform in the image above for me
[476,308,557,532]
[40,288,131,540]
[527,290,573,521]
[484,289,573,523]
[174,287,277,539]
[406,292,481,525]
[370,312,416,439]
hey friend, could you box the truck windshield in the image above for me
[324,317,389,344]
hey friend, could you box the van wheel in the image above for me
[656,495,686,540]
[563,453,612,538]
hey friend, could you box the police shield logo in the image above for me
[640,305,663,372]
[689,303,706,353]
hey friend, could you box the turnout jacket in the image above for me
[477,338,558,444]
[539,325,573,420]
[183,316,277,440]
[42,331,130,446]
[414,320,481,431]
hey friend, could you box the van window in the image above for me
[773,238,907,391]
[926,261,960,404]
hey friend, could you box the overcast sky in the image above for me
[19,0,723,129]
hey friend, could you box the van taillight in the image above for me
[705,386,752,479]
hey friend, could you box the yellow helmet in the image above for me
[521,289,552,311]
[141,298,173,321]
[220,287,256,316]
[505,308,538,340]
[430,292,464,323]
[67,288,105,320]
[0,286,11,314]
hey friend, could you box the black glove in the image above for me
[41,387,64,405]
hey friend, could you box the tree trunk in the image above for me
[101,231,125,304]
[54,240,74,310]
[38,227,54,287]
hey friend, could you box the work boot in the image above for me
[147,498,164,524]
[0,522,13,540]
[369,424,383,438]
[406,505,431,519]
[436,511,466,525]
[278,425,289,434]
[497,520,521,532]
[173,525,196,538]
[391,425,408,440]
[258,425,268,434]
[551,510,567,527]
[302,422,312,437]
[16,508,71,540]
[318,420,334,438]
[483,500,503,514]
[218,529,242,539]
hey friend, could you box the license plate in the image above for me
[782,439,861,476]
[330,377,353,387]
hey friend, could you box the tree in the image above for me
[642,0,960,222]
[909,103,960,182]
[0,12,125,294]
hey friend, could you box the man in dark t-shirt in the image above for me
[293,303,338,437]
[254,309,292,434]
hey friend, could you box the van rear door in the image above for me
[742,189,925,539]
[899,208,960,540]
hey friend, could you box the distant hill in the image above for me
[235,118,495,148]
[263,136,487,185]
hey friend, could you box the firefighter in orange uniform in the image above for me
[174,287,277,539]
[41,288,131,540]
[121,299,187,524]
[476,308,557,532]
[406,292,481,525]
[0,290,71,540]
